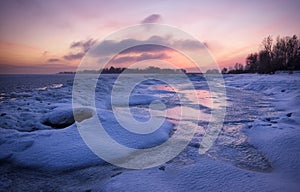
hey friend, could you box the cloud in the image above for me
[120,44,169,54]
[203,42,209,48]
[63,38,97,60]
[173,39,205,50]
[70,39,97,52]
[47,58,60,62]
[90,36,205,57]
[89,38,164,56]
[141,14,161,24]
[63,52,85,60]
[111,52,170,65]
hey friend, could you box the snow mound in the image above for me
[97,108,173,149]
[226,73,300,189]
[41,107,94,128]
[1,107,172,171]
[6,125,104,171]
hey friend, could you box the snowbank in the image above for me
[226,73,300,188]
[100,73,300,191]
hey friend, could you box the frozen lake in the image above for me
[0,73,299,191]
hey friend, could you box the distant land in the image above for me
[58,66,188,74]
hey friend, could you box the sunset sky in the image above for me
[0,0,299,73]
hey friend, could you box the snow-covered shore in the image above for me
[99,73,300,192]
[227,73,300,188]
[0,73,299,191]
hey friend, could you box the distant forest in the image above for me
[223,35,300,74]
[59,66,187,74]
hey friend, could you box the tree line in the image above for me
[102,66,187,74]
[222,35,300,74]
[75,66,187,74]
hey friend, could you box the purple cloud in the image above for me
[47,58,60,62]
[141,14,161,23]
[63,38,97,60]
[70,39,97,53]
[120,44,169,54]
[90,36,206,58]
[111,52,170,64]
[63,52,85,60]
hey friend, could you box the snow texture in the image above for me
[0,73,299,191]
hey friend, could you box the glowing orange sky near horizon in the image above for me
[0,0,299,74]
[106,49,203,72]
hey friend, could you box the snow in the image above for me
[226,72,300,187]
[0,74,174,172]
[1,125,103,171]
[0,109,173,172]
[40,106,95,128]
[100,73,300,191]
[101,157,298,192]
[96,108,173,149]
[0,73,300,191]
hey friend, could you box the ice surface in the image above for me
[99,73,300,192]
[0,73,299,191]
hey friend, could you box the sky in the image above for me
[0,0,299,74]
